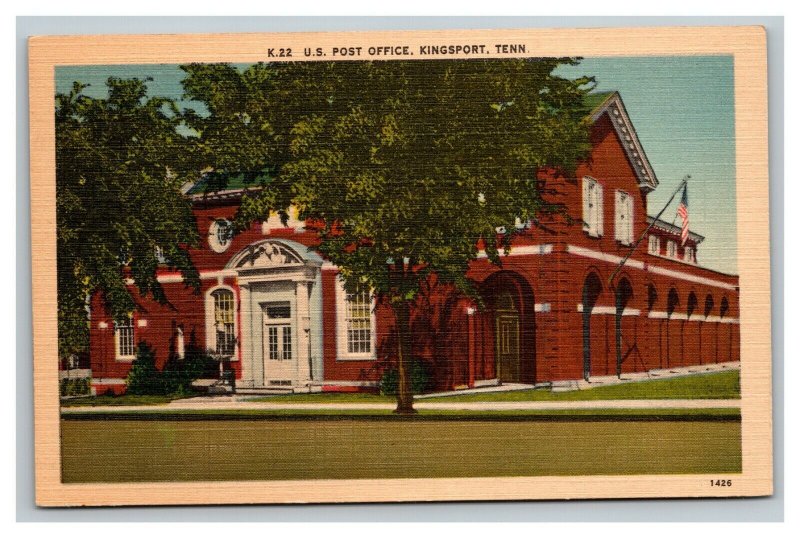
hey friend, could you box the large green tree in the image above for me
[182,59,594,413]
[56,78,201,356]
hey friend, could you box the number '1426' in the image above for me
[710,479,733,487]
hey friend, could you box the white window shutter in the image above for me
[614,191,624,242]
[582,177,591,233]
[626,194,634,244]
[595,182,604,237]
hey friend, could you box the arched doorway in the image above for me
[646,284,662,369]
[225,238,324,390]
[481,272,536,384]
[720,296,730,363]
[666,288,680,367]
[614,278,633,377]
[582,273,602,381]
[495,292,520,383]
[687,292,699,366]
[703,294,715,364]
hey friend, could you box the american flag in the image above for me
[677,184,689,246]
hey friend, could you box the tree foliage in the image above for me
[55,78,201,356]
[182,59,594,411]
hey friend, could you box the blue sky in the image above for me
[56,56,737,274]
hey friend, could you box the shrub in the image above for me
[161,348,218,395]
[125,342,164,395]
[379,360,431,396]
[59,377,91,397]
[126,342,219,396]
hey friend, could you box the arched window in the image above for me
[667,288,680,317]
[496,292,516,312]
[647,284,658,312]
[209,288,236,356]
[687,292,698,319]
[720,296,730,319]
[704,295,715,318]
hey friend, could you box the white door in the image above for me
[262,301,296,386]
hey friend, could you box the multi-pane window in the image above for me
[345,286,372,354]
[282,326,293,360]
[114,317,135,359]
[265,302,292,361]
[582,177,604,238]
[648,235,660,255]
[336,279,375,360]
[685,246,696,264]
[499,321,512,354]
[268,326,279,360]
[666,240,677,259]
[212,289,236,355]
[614,190,634,245]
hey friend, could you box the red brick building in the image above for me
[88,91,740,395]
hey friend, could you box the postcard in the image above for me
[29,26,772,506]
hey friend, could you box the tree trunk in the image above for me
[393,300,416,414]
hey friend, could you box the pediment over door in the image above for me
[234,241,304,269]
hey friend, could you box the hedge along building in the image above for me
[88,91,740,395]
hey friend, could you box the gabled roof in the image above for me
[186,91,660,200]
[185,169,273,198]
[585,91,659,193]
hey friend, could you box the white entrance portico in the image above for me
[227,239,324,391]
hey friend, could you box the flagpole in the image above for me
[608,175,690,286]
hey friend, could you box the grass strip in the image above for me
[61,407,741,422]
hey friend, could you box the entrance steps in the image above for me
[234,385,321,396]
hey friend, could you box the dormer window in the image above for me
[582,177,604,238]
[666,240,677,259]
[648,235,660,255]
[614,190,634,245]
[685,246,696,264]
[154,245,167,264]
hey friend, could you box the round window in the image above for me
[209,219,232,253]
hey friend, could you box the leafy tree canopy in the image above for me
[181,59,594,411]
[56,77,201,355]
[182,59,593,299]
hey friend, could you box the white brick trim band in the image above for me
[566,245,645,270]
[565,245,737,291]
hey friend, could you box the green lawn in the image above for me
[248,370,740,404]
[60,370,740,408]
[61,407,741,419]
[424,370,741,402]
[60,417,742,482]
[60,393,195,407]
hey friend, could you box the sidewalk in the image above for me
[61,398,741,414]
